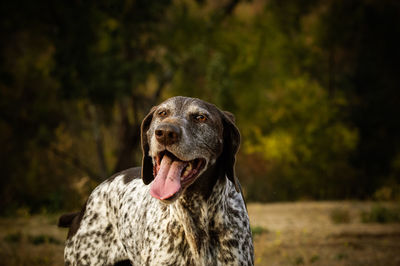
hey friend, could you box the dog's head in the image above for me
[141,96,240,202]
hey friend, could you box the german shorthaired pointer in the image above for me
[59,96,254,265]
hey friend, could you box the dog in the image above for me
[59,96,254,265]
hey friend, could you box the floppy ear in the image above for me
[220,111,241,192]
[141,107,156,185]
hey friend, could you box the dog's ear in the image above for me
[220,111,241,192]
[141,107,156,185]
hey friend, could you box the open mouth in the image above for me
[150,150,206,201]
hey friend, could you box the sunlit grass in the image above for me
[361,205,400,223]
[0,214,66,266]
[1,202,400,265]
[330,208,351,224]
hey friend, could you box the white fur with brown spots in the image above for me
[59,96,254,265]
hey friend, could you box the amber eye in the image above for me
[158,110,167,117]
[194,114,207,122]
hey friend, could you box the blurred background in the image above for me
[1,0,400,265]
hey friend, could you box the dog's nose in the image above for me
[155,124,181,145]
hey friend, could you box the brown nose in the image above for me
[155,124,181,145]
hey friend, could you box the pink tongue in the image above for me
[150,155,186,200]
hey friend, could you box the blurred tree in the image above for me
[0,0,243,213]
[308,0,400,197]
[1,0,399,213]
[0,0,174,213]
[162,1,359,200]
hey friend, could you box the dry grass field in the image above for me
[1,201,400,266]
[249,201,400,266]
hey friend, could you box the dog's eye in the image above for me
[194,114,207,122]
[158,110,167,117]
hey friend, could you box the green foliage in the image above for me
[0,0,173,214]
[1,0,400,212]
[294,256,305,265]
[4,231,62,246]
[335,253,348,261]
[28,235,62,246]
[330,208,351,224]
[4,232,22,244]
[310,255,320,264]
[373,185,400,201]
[251,226,268,236]
[361,205,400,224]
[161,1,360,201]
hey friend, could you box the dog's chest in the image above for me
[117,179,246,265]
[120,216,194,264]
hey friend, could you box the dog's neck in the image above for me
[184,160,224,201]
[171,164,229,265]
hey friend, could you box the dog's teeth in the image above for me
[182,168,190,178]
[180,162,196,180]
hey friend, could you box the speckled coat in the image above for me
[64,168,253,265]
[61,96,254,265]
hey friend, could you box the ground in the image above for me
[249,201,400,266]
[1,201,399,266]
